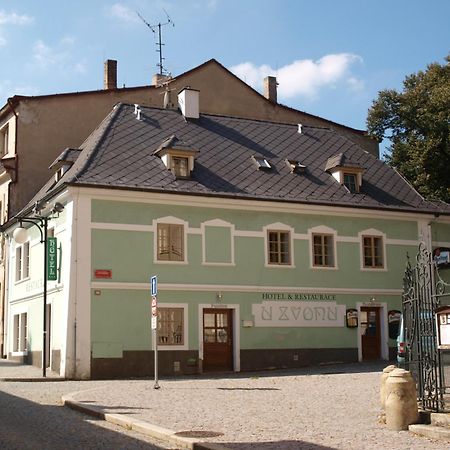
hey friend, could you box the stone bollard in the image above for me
[385,368,419,431]
[380,365,397,409]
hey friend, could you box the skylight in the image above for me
[286,159,306,173]
[253,156,271,170]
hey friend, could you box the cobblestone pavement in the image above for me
[1,359,449,449]
[0,360,178,449]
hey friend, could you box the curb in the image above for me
[1,377,66,382]
[62,393,231,450]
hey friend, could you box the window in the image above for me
[157,224,184,261]
[268,231,291,265]
[171,156,189,178]
[312,234,334,267]
[13,313,27,352]
[343,173,358,193]
[363,235,384,268]
[15,242,30,281]
[0,124,9,156]
[158,307,184,345]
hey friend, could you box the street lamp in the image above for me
[12,202,64,377]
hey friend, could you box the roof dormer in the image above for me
[325,153,364,193]
[49,147,81,182]
[154,135,199,179]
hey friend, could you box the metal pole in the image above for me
[42,218,48,378]
[154,326,160,389]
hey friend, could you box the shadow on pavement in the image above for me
[0,389,165,449]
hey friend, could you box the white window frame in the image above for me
[15,241,30,282]
[359,228,388,271]
[201,219,235,266]
[263,223,295,268]
[153,216,188,265]
[11,310,28,355]
[308,225,338,270]
[156,303,188,351]
[0,123,9,156]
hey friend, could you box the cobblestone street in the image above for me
[1,360,449,449]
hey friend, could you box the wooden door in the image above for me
[361,307,381,360]
[203,309,233,372]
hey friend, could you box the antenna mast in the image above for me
[137,10,175,75]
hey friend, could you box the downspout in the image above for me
[6,98,19,219]
[1,99,18,357]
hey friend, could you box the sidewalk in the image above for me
[1,359,449,449]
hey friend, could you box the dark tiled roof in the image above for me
[43,103,450,215]
[324,153,364,172]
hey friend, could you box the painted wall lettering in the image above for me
[252,301,346,327]
[261,293,337,301]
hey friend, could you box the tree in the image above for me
[367,55,450,202]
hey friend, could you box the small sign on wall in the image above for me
[94,269,112,279]
[47,237,58,281]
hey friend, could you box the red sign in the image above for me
[94,269,112,279]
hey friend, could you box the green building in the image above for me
[4,91,450,379]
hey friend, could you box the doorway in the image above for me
[203,308,233,372]
[360,306,381,360]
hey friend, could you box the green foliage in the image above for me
[367,55,450,202]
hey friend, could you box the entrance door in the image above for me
[361,307,381,360]
[203,309,233,372]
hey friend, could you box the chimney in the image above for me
[263,76,278,103]
[178,87,200,119]
[104,59,117,90]
[152,73,171,86]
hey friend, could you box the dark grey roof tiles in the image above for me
[44,103,450,215]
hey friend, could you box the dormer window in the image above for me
[49,147,81,183]
[343,173,357,193]
[252,156,271,170]
[325,153,364,193]
[171,156,189,178]
[154,135,198,179]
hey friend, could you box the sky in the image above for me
[0,0,449,152]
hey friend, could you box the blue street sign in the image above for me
[151,275,157,296]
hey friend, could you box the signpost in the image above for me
[150,276,160,389]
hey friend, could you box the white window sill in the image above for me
[14,276,31,285]
[11,351,28,356]
[154,260,189,265]
[265,263,296,269]
[157,344,188,351]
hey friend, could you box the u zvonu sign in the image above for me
[252,301,346,327]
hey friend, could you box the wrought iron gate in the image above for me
[402,242,449,412]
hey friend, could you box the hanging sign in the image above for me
[47,237,58,281]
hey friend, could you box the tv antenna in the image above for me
[137,10,174,75]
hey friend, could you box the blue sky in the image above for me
[1,0,449,140]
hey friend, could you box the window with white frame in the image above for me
[312,233,334,267]
[170,156,189,178]
[343,173,358,193]
[267,230,291,265]
[0,124,9,156]
[13,312,27,352]
[15,241,30,281]
[157,307,184,345]
[157,223,184,261]
[363,235,384,268]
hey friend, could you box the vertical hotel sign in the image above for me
[47,237,57,281]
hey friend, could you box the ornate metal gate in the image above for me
[402,242,449,412]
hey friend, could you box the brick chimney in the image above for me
[152,73,171,86]
[104,59,117,90]
[263,76,278,103]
